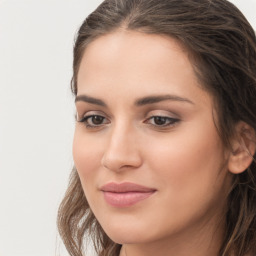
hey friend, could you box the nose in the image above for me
[101,124,142,172]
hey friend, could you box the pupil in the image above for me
[154,117,166,125]
[92,116,103,125]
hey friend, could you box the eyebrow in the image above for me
[75,94,107,107]
[135,94,194,106]
[75,94,194,107]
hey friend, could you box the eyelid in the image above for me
[76,110,108,121]
[76,110,111,131]
[145,109,180,119]
[144,116,180,126]
[143,110,181,128]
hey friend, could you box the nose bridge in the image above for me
[101,119,142,171]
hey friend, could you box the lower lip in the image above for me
[103,191,155,207]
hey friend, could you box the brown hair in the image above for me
[57,0,256,255]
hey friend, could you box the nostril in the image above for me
[100,130,142,172]
[101,147,142,172]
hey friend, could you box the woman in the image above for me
[57,0,256,255]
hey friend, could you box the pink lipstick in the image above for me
[100,182,156,207]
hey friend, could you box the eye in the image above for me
[145,116,179,127]
[78,114,109,128]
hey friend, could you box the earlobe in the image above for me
[228,122,256,174]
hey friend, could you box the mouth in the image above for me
[100,182,156,207]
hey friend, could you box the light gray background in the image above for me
[0,1,255,256]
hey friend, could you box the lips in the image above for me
[100,182,156,207]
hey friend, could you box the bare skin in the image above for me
[74,30,235,256]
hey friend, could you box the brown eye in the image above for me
[79,114,109,128]
[90,115,105,125]
[153,116,169,126]
[146,116,179,127]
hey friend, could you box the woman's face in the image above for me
[73,31,232,245]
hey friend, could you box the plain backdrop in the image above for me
[0,1,255,256]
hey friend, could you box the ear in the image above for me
[228,121,256,174]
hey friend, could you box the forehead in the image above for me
[78,30,190,82]
[77,30,210,107]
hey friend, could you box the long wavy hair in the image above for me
[57,0,256,255]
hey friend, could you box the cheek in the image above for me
[72,128,103,191]
[133,126,230,239]
[144,123,229,206]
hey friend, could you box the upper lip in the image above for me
[100,182,156,193]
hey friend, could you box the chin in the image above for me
[99,219,160,245]
[108,232,149,245]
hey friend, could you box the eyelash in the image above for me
[78,114,180,129]
[78,115,110,128]
[144,116,180,128]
